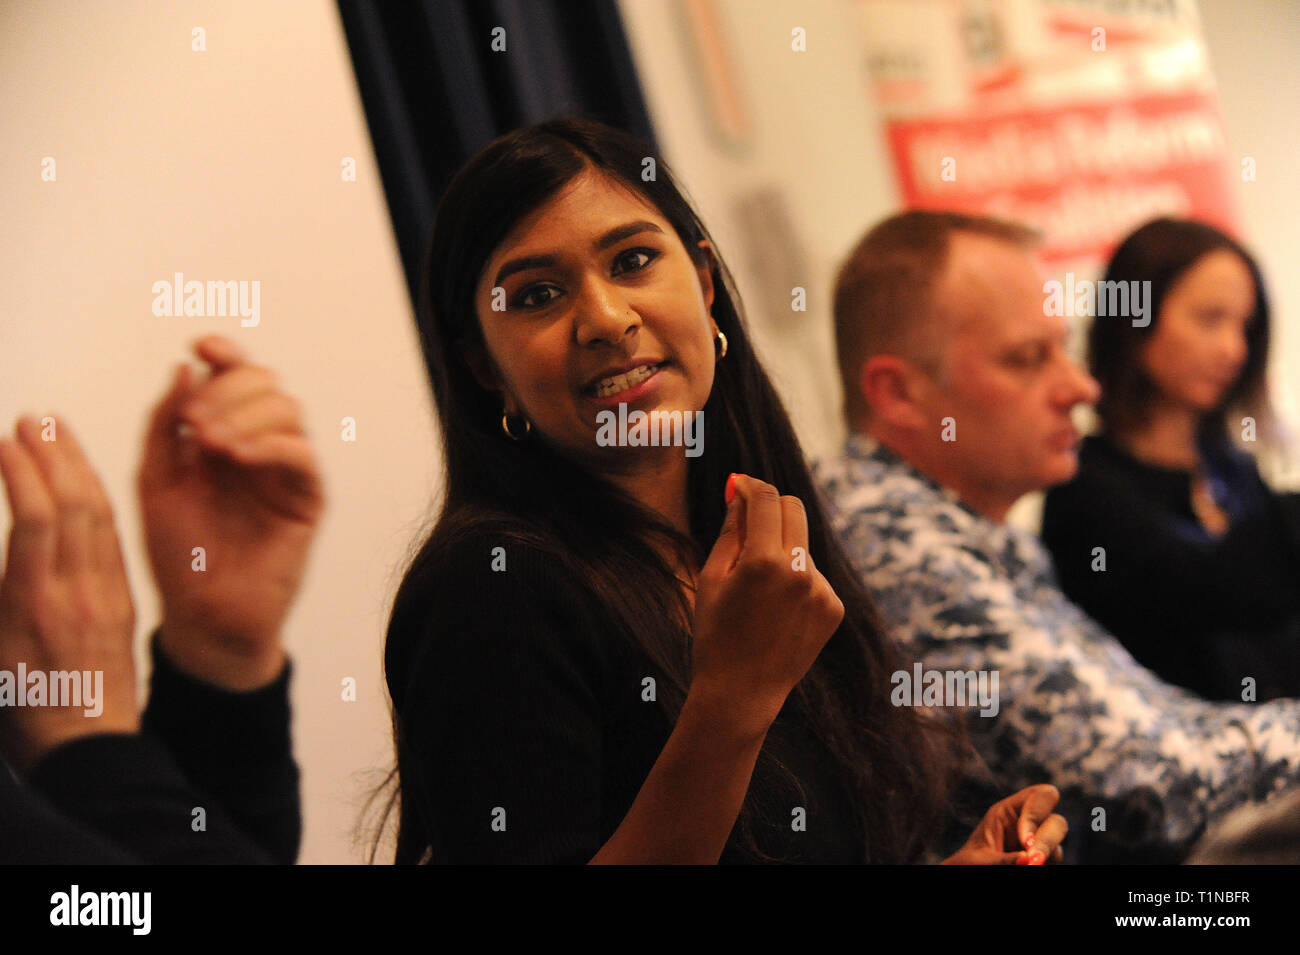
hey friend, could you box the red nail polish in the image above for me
[1028,851,1046,865]
[725,473,738,505]
[1024,834,1035,850]
[1016,854,1031,865]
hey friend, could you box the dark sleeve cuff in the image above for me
[140,628,301,863]
[142,629,294,767]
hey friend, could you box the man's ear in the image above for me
[695,240,715,311]
[860,355,930,432]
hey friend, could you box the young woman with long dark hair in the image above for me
[380,118,1066,864]
[1043,218,1300,701]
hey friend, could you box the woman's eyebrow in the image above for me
[595,220,663,250]
[493,254,557,287]
[491,221,665,287]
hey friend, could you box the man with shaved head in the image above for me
[814,210,1300,863]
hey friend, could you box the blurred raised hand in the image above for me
[139,336,324,690]
[0,416,139,772]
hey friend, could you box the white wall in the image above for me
[0,0,433,862]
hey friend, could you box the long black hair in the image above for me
[378,117,962,863]
[1090,217,1272,448]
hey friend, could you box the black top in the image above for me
[2,633,299,864]
[386,529,867,864]
[1041,434,1300,700]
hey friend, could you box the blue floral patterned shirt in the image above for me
[813,432,1300,856]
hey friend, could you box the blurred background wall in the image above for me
[0,0,436,864]
[1,0,1295,862]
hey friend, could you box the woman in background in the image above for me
[379,118,1067,864]
[1043,218,1300,701]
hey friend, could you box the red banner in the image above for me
[887,89,1239,263]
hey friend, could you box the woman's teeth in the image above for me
[590,363,662,398]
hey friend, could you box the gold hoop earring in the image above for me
[714,330,728,359]
[501,412,531,440]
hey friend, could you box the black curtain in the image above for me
[336,0,657,309]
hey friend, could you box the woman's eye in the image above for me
[514,285,561,309]
[612,248,658,275]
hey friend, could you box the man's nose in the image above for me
[1054,352,1100,406]
[1080,369,1102,405]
